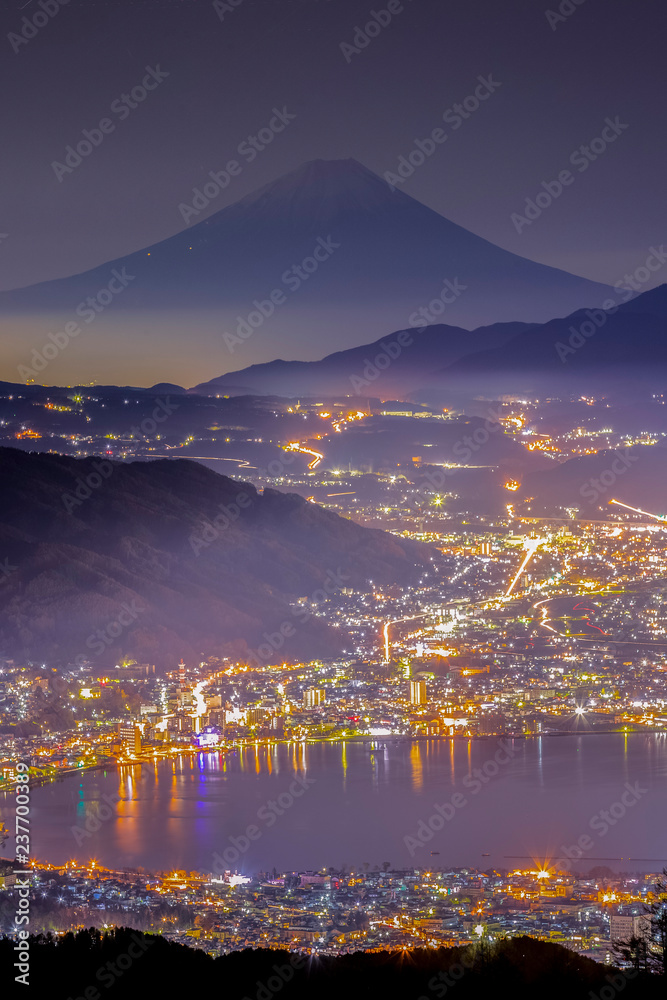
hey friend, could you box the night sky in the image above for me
[2,0,666,383]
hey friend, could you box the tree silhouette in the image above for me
[647,867,667,975]
[612,934,649,974]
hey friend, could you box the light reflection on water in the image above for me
[15,733,667,875]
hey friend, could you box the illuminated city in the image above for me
[3,0,667,994]
[3,384,667,967]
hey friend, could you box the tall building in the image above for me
[176,658,192,709]
[178,688,193,710]
[247,708,268,725]
[303,687,325,709]
[610,913,651,942]
[118,723,142,754]
[410,680,427,705]
[207,709,225,728]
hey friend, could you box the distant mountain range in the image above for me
[192,283,667,399]
[191,320,531,397]
[443,283,667,391]
[0,159,614,378]
[0,448,429,667]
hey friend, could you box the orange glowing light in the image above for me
[506,537,543,597]
[285,442,323,469]
[609,499,667,523]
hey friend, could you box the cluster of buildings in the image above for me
[1,858,660,961]
[4,387,667,960]
[0,647,665,793]
[3,532,667,787]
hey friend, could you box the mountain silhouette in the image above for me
[191,284,667,399]
[0,447,428,666]
[0,159,613,375]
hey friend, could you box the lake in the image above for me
[8,734,667,875]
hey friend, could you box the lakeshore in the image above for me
[6,732,665,875]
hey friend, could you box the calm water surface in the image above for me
[8,734,667,874]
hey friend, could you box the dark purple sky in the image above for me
[1,0,665,383]
[3,0,665,285]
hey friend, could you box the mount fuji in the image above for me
[1,158,613,380]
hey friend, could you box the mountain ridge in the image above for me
[0,158,615,385]
[0,447,429,666]
[190,284,667,399]
[191,321,535,397]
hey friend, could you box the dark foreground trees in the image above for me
[1,928,665,1000]
[614,866,667,976]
